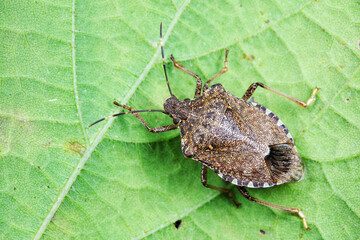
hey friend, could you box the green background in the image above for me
[1,0,360,239]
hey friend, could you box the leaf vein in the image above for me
[133,192,219,239]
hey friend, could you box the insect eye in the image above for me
[173,118,180,124]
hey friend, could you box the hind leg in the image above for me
[237,186,309,230]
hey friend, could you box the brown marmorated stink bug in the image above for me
[90,23,319,230]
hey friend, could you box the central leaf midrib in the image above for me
[33,0,193,239]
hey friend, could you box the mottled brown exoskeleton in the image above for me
[90,23,319,230]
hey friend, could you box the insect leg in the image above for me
[201,165,240,207]
[242,82,319,108]
[203,49,229,91]
[112,101,178,133]
[169,55,202,98]
[237,186,309,230]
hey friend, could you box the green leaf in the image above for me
[1,0,360,239]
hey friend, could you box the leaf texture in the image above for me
[1,0,360,239]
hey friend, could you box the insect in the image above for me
[90,23,319,230]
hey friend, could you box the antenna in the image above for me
[89,109,167,127]
[160,22,175,97]
[89,23,175,128]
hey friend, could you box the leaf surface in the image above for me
[1,0,360,239]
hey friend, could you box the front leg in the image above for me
[113,101,178,133]
[170,55,203,98]
[203,49,229,91]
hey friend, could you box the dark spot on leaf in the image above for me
[299,233,303,238]
[339,65,344,69]
[174,220,182,229]
[259,229,266,236]
[66,141,85,155]
[243,54,255,61]
[42,138,53,147]
[265,19,270,24]
[37,166,41,169]
[14,187,16,191]
[345,98,350,102]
